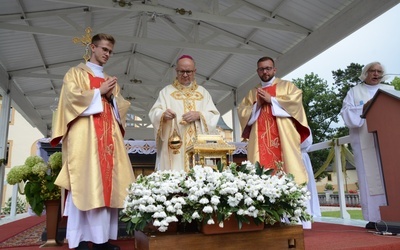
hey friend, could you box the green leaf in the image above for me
[217,161,224,172]
[46,182,56,192]
[238,164,247,173]
[126,221,134,235]
[131,217,142,224]
[216,213,224,223]
[120,216,131,223]
[264,168,274,176]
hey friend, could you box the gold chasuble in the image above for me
[238,78,310,184]
[149,80,220,171]
[51,63,135,211]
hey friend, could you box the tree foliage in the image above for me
[331,63,364,102]
[330,63,365,138]
[293,73,340,143]
[392,76,400,90]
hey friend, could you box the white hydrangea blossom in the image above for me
[121,162,311,233]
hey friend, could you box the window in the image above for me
[1,141,11,167]
[0,102,15,125]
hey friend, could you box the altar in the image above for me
[135,224,304,250]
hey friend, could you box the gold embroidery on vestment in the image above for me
[170,80,205,167]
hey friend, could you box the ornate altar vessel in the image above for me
[168,128,182,154]
[185,134,236,171]
[168,118,182,154]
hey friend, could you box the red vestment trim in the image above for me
[89,74,114,206]
[257,85,282,171]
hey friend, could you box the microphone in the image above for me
[378,73,400,79]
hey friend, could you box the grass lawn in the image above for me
[321,209,364,220]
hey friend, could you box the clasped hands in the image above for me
[163,109,200,124]
[99,76,117,100]
[256,88,271,109]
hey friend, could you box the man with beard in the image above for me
[238,56,310,185]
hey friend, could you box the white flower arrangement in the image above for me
[120,161,311,234]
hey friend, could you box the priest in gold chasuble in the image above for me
[238,56,310,185]
[50,33,135,249]
[149,55,220,171]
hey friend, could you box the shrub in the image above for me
[324,183,334,191]
[1,197,27,215]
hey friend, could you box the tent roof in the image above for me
[0,0,398,139]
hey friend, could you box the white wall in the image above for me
[2,108,43,206]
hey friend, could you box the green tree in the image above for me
[391,76,400,90]
[329,63,365,139]
[292,73,341,176]
[331,62,363,103]
[293,73,340,143]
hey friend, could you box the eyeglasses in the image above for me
[257,67,274,72]
[93,44,113,56]
[176,70,194,75]
[368,69,383,74]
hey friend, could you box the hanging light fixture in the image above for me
[175,8,192,15]
[130,78,143,84]
[112,0,133,8]
[112,0,149,7]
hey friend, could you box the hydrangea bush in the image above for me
[6,152,62,216]
[120,161,311,234]
[120,170,187,233]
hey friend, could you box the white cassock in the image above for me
[340,83,393,222]
[300,132,320,229]
[301,132,321,218]
[64,192,118,248]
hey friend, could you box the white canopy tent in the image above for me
[0,0,398,139]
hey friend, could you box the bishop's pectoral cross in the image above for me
[72,27,92,62]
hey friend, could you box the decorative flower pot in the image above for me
[200,215,264,235]
[40,200,63,248]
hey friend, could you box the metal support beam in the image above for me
[10,184,18,218]
[334,139,350,220]
[231,89,241,143]
[0,91,11,216]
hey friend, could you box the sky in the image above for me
[283,3,400,84]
